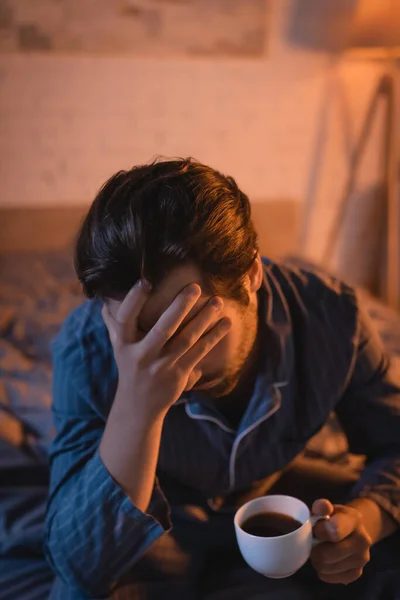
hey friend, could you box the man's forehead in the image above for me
[139,286,209,331]
[106,264,211,328]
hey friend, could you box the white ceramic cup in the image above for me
[234,494,328,579]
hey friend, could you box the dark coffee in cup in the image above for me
[241,511,302,537]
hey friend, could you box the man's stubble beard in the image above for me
[209,298,259,399]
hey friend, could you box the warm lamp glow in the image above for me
[349,0,400,58]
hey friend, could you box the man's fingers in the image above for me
[312,499,334,541]
[313,519,337,542]
[312,528,371,565]
[142,284,202,352]
[312,498,334,518]
[317,568,364,585]
[165,295,224,359]
[313,503,358,543]
[183,369,202,392]
[178,317,232,370]
[311,538,353,567]
[116,280,152,343]
[102,304,118,346]
[313,549,370,575]
[326,507,360,543]
[311,503,371,586]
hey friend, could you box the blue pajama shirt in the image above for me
[44,260,400,597]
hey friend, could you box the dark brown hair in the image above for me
[75,158,258,304]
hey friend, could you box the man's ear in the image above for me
[247,253,263,294]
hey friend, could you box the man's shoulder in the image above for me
[264,258,359,388]
[51,299,109,365]
[51,300,118,417]
[269,257,355,299]
[264,257,358,326]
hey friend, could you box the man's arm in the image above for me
[99,280,229,512]
[46,283,231,597]
[335,304,400,534]
[45,365,172,598]
[311,303,400,584]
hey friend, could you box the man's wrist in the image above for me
[347,497,398,544]
[114,384,169,423]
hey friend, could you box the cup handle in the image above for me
[310,514,331,547]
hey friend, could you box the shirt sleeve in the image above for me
[335,305,400,525]
[44,331,171,598]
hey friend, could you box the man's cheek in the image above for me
[201,337,229,369]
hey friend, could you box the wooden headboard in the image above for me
[0,200,301,258]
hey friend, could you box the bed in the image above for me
[1,203,400,600]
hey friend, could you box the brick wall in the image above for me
[0,0,384,268]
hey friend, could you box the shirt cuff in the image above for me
[350,488,400,527]
[349,458,400,527]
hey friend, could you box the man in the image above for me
[45,159,400,600]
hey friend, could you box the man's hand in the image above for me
[310,498,372,585]
[102,279,231,418]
